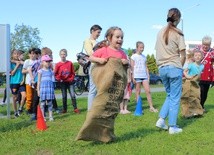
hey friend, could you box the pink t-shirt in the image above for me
[92,46,127,59]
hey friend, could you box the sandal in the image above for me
[150,108,158,113]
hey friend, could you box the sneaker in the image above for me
[14,112,20,118]
[18,109,23,115]
[61,110,67,114]
[49,117,54,121]
[55,109,60,114]
[169,126,183,134]
[30,114,37,121]
[156,118,168,130]
[74,108,80,114]
[0,101,6,106]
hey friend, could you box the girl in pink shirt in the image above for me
[89,27,128,65]
[76,27,129,143]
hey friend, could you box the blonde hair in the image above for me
[186,50,194,59]
[41,47,52,56]
[193,49,204,58]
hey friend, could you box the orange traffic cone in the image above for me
[37,105,47,131]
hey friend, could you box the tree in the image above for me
[147,54,158,74]
[11,24,42,52]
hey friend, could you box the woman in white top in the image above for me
[131,41,158,113]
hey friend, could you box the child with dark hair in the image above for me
[22,48,37,114]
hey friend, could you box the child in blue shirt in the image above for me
[10,50,24,117]
[181,49,204,118]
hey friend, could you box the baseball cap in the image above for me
[41,54,52,61]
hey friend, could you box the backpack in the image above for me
[76,52,91,75]
[93,40,108,51]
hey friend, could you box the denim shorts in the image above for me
[134,78,148,83]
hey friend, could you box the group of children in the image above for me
[6,47,80,121]
[0,22,211,143]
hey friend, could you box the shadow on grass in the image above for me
[0,120,32,132]
[205,104,214,112]
[88,128,157,145]
[128,97,152,112]
[117,128,156,142]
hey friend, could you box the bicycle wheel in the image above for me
[74,81,84,96]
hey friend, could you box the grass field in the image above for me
[0,88,214,155]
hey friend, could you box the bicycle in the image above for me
[74,75,89,96]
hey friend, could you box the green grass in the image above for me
[0,89,214,155]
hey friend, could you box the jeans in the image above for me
[87,64,97,111]
[158,65,183,127]
[60,82,76,111]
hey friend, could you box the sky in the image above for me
[1,0,213,63]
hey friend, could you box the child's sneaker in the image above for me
[61,110,67,114]
[55,109,60,114]
[14,112,20,118]
[0,101,6,106]
[156,118,168,130]
[169,126,182,134]
[18,109,23,115]
[74,108,80,114]
[30,114,37,121]
[49,117,54,121]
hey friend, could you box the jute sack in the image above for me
[76,58,127,142]
[181,76,203,118]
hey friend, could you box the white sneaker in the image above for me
[169,126,183,134]
[49,117,54,121]
[156,118,168,130]
[0,101,6,106]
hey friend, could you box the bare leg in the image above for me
[142,80,158,112]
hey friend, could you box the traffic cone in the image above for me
[37,105,47,131]
[134,96,143,116]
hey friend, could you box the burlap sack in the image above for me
[181,76,203,118]
[76,58,127,143]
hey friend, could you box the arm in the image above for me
[183,68,193,79]
[146,64,150,82]
[180,49,186,67]
[54,64,61,81]
[121,59,129,65]
[67,62,75,82]
[11,61,21,76]
[84,40,93,56]
[37,72,41,96]
[89,55,108,64]
[130,59,136,84]
[22,60,29,74]
[28,67,35,83]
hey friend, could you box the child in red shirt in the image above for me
[54,49,80,114]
